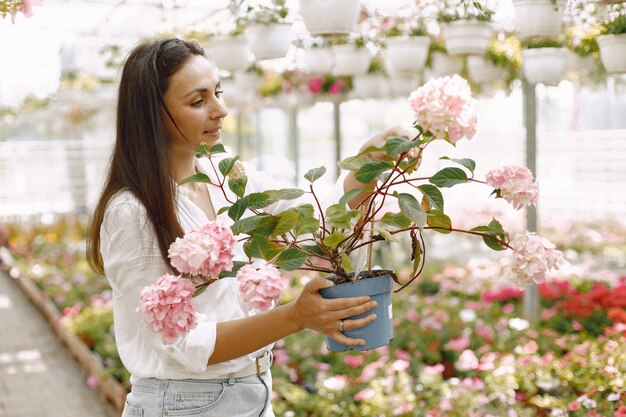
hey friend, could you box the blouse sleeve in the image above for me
[100,196,217,373]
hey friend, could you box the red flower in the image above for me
[614,405,626,417]
[608,308,626,324]
[481,287,523,303]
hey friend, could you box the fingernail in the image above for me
[371,301,378,307]
[360,340,366,346]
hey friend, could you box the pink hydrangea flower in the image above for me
[408,75,478,144]
[168,221,236,280]
[485,166,539,210]
[138,274,197,344]
[236,262,285,313]
[508,231,564,288]
[456,349,480,371]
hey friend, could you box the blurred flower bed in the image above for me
[1,217,625,416]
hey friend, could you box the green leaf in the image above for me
[355,161,394,183]
[300,244,325,256]
[272,210,300,236]
[429,167,468,188]
[378,228,399,242]
[219,157,239,177]
[341,252,354,273]
[304,166,327,183]
[383,135,416,156]
[426,209,452,234]
[210,143,227,154]
[295,216,320,235]
[338,188,365,208]
[231,215,277,237]
[323,231,348,249]
[265,188,305,201]
[440,156,476,173]
[482,235,507,251]
[292,204,315,218]
[470,218,508,251]
[228,177,247,198]
[326,205,361,229]
[337,155,373,171]
[243,235,282,260]
[275,248,307,271]
[217,206,230,215]
[228,197,249,221]
[193,284,209,297]
[380,212,412,229]
[218,261,247,278]
[179,173,212,186]
[417,184,444,212]
[487,218,506,235]
[194,143,209,157]
[398,193,426,227]
[246,192,274,209]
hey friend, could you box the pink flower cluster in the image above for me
[168,221,236,280]
[508,231,564,288]
[236,262,285,313]
[485,166,539,210]
[308,76,347,96]
[408,75,478,144]
[138,274,197,344]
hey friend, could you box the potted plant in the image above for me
[426,41,463,78]
[351,57,388,99]
[564,24,602,75]
[301,37,334,75]
[306,73,352,104]
[439,1,494,56]
[243,0,293,61]
[381,17,431,75]
[597,9,626,74]
[299,0,360,36]
[331,34,372,77]
[234,62,264,95]
[204,26,252,73]
[512,0,567,39]
[140,75,563,353]
[467,36,522,86]
[521,36,567,85]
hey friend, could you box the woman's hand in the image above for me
[359,125,419,161]
[286,277,378,347]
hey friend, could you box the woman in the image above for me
[87,38,415,417]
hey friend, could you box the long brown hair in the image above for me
[87,38,205,274]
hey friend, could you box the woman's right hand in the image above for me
[286,277,378,347]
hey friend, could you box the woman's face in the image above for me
[161,55,228,152]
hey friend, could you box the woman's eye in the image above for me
[215,90,224,98]
[192,99,204,107]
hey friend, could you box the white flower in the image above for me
[459,309,477,323]
[550,408,566,417]
[229,161,247,181]
[508,317,529,331]
[322,375,346,391]
[608,393,620,401]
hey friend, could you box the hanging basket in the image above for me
[246,23,293,61]
[299,0,360,36]
[351,74,388,99]
[388,74,421,97]
[332,44,372,76]
[442,20,493,56]
[427,51,463,78]
[304,47,334,74]
[234,72,262,93]
[564,50,596,74]
[522,47,566,85]
[205,36,252,72]
[383,36,431,75]
[512,0,567,39]
[467,56,507,84]
[597,34,626,74]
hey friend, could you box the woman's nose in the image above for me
[211,99,228,120]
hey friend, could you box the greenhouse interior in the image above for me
[0,0,625,416]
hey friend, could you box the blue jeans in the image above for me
[122,372,275,417]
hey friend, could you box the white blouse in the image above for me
[100,155,345,381]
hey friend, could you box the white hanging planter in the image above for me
[428,51,463,78]
[522,47,566,85]
[332,45,372,76]
[467,56,507,84]
[304,47,334,74]
[351,74,388,99]
[564,50,595,74]
[246,23,293,60]
[597,34,626,74]
[512,0,566,39]
[442,20,493,56]
[389,74,421,97]
[205,36,252,72]
[383,36,431,75]
[234,72,262,93]
[299,0,360,35]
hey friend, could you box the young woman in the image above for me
[87,38,415,417]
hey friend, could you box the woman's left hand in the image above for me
[358,126,419,161]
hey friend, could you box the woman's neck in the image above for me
[169,149,197,184]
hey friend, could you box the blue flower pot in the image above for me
[319,270,394,352]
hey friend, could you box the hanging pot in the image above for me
[205,36,252,72]
[351,74,388,99]
[246,23,293,61]
[467,56,507,84]
[234,72,262,94]
[389,74,421,97]
[304,46,334,74]
[512,0,566,39]
[319,271,394,352]
[332,45,372,76]
[442,20,493,56]
[427,51,463,78]
[597,34,626,74]
[383,36,431,75]
[522,47,566,85]
[564,50,595,74]
[299,0,360,36]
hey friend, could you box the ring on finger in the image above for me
[339,320,345,332]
